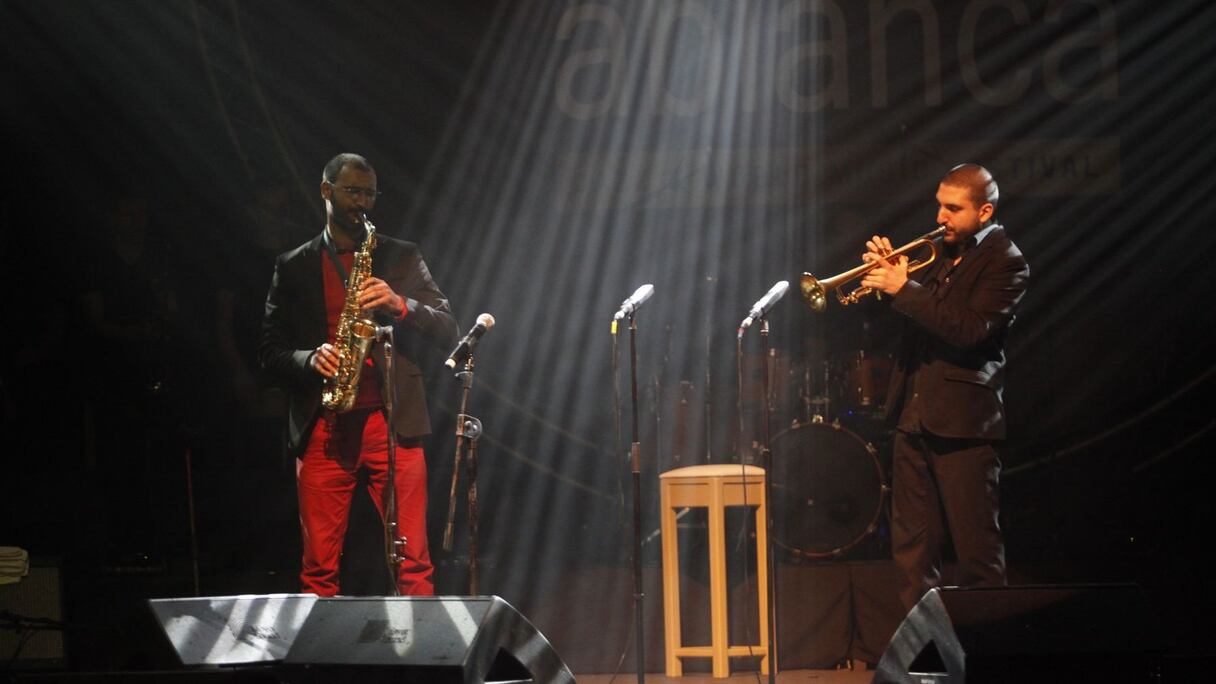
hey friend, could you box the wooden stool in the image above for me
[660,464,770,678]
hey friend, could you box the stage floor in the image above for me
[577,670,873,683]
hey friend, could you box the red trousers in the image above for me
[296,408,433,596]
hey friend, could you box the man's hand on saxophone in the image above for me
[310,343,341,379]
[357,277,407,319]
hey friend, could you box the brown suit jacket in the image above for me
[259,232,459,458]
[882,225,1029,440]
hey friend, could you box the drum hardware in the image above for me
[805,398,829,425]
[800,226,946,312]
[793,359,834,425]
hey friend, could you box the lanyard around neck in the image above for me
[322,227,352,284]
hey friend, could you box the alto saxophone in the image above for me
[321,215,379,413]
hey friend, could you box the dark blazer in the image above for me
[259,232,459,458]
[882,224,1029,440]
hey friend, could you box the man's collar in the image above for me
[323,224,358,252]
[951,223,999,257]
[973,222,999,246]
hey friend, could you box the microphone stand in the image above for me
[382,329,405,595]
[627,312,646,684]
[611,308,647,683]
[757,317,778,684]
[443,354,484,594]
[736,320,779,680]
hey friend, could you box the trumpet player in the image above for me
[259,153,458,596]
[860,164,1029,612]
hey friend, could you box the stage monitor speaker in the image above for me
[873,584,1163,684]
[147,593,319,666]
[0,561,66,669]
[282,595,575,684]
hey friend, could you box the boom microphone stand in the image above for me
[443,352,485,594]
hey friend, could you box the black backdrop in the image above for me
[2,0,1214,671]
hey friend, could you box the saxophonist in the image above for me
[259,153,458,596]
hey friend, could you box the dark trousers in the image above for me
[891,430,1006,611]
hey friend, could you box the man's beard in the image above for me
[333,210,365,236]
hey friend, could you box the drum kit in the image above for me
[756,226,945,561]
[743,347,894,561]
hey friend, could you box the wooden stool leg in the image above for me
[755,491,771,675]
[708,479,729,678]
[661,481,683,677]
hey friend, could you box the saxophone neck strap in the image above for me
[322,226,351,284]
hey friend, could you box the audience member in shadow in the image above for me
[78,190,180,568]
[214,181,307,464]
[208,180,309,572]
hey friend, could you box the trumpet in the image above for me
[800,226,946,312]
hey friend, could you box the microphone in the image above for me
[445,313,495,369]
[738,280,790,335]
[613,284,655,321]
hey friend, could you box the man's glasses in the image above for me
[327,182,381,199]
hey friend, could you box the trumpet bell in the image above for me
[800,273,828,313]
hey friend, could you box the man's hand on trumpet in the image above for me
[861,235,910,297]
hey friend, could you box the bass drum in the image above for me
[770,421,887,559]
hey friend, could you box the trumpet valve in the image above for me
[839,286,871,306]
